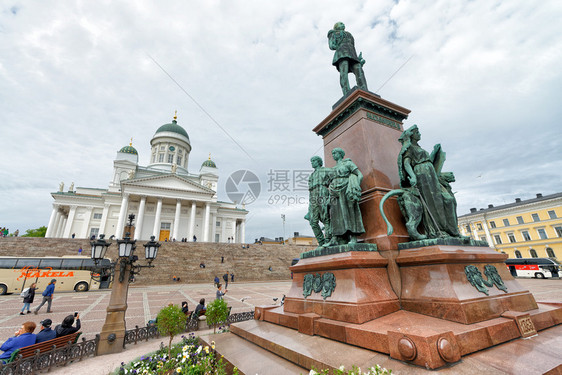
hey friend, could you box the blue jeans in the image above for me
[21,302,31,312]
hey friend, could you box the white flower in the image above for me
[309,370,318,375]
[339,365,345,371]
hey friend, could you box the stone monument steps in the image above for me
[199,330,308,375]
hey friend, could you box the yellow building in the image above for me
[457,192,562,260]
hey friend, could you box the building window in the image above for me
[158,154,164,162]
[215,234,220,242]
[490,221,496,228]
[477,223,483,230]
[160,222,171,230]
[546,247,555,258]
[555,226,562,238]
[529,249,538,258]
[521,231,531,241]
[178,149,182,154]
[537,228,548,240]
[89,228,99,238]
[160,146,165,151]
[480,236,486,242]
[503,219,510,226]
[466,225,471,233]
[168,154,174,163]
[515,250,522,258]
[216,221,221,227]
[177,156,182,165]
[532,213,540,222]
[152,155,156,163]
[508,233,516,243]
[548,210,557,219]
[494,235,502,244]
[93,213,103,220]
[516,216,524,224]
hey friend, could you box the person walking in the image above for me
[34,279,56,314]
[20,283,37,315]
[222,271,229,289]
[214,275,219,287]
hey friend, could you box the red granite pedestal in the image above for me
[241,90,562,370]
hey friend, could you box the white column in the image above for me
[115,194,130,239]
[45,206,58,238]
[172,199,182,241]
[211,213,216,242]
[57,217,67,238]
[188,202,196,240]
[240,219,246,244]
[482,222,493,246]
[152,198,163,238]
[53,211,63,238]
[99,204,110,236]
[79,207,93,238]
[135,197,147,240]
[62,206,77,238]
[203,203,210,242]
[221,218,227,243]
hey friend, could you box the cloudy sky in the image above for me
[1,0,561,242]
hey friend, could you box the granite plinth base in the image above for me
[255,303,562,370]
[286,251,400,324]
[301,242,377,259]
[398,237,488,250]
[397,245,539,324]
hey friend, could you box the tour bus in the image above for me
[0,256,112,295]
[505,258,561,279]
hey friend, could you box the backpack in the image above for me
[20,288,30,298]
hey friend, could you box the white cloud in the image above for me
[1,0,561,241]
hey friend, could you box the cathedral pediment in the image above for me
[122,175,214,194]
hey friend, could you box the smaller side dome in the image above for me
[119,145,138,155]
[201,153,217,168]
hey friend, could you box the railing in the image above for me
[0,335,99,375]
[123,310,255,347]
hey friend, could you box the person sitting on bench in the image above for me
[0,322,36,363]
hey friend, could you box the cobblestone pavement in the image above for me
[0,281,292,343]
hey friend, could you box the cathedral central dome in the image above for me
[155,120,189,141]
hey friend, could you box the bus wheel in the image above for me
[535,272,545,279]
[0,284,7,295]
[74,282,89,292]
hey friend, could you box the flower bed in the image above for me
[113,333,237,375]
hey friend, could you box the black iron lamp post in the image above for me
[93,214,160,356]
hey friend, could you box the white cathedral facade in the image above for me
[45,114,248,243]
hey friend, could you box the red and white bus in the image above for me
[505,258,561,279]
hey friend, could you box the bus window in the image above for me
[39,259,63,269]
[61,259,84,270]
[0,258,18,269]
[81,259,97,271]
[15,258,41,269]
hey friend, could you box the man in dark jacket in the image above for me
[223,272,229,289]
[35,319,56,343]
[54,314,81,338]
[34,279,56,314]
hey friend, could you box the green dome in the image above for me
[202,158,217,168]
[155,120,190,140]
[119,145,138,155]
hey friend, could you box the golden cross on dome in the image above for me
[208,153,212,160]
[129,137,133,146]
[173,110,177,121]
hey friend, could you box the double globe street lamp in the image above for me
[91,214,161,355]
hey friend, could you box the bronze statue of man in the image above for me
[328,22,368,96]
[305,156,332,247]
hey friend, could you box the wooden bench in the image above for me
[7,332,81,363]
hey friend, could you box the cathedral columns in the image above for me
[80,207,93,238]
[45,205,59,238]
[188,202,196,240]
[203,202,210,242]
[99,204,110,236]
[152,198,163,238]
[211,213,216,242]
[115,194,130,239]
[240,219,246,244]
[173,199,182,241]
[135,196,146,240]
[62,206,76,238]
[57,217,67,238]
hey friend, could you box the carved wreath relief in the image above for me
[464,265,508,295]
[303,272,336,300]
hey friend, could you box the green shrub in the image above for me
[156,304,187,357]
[206,298,229,333]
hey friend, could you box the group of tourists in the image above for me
[0,228,16,237]
[19,279,56,315]
[0,314,81,363]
